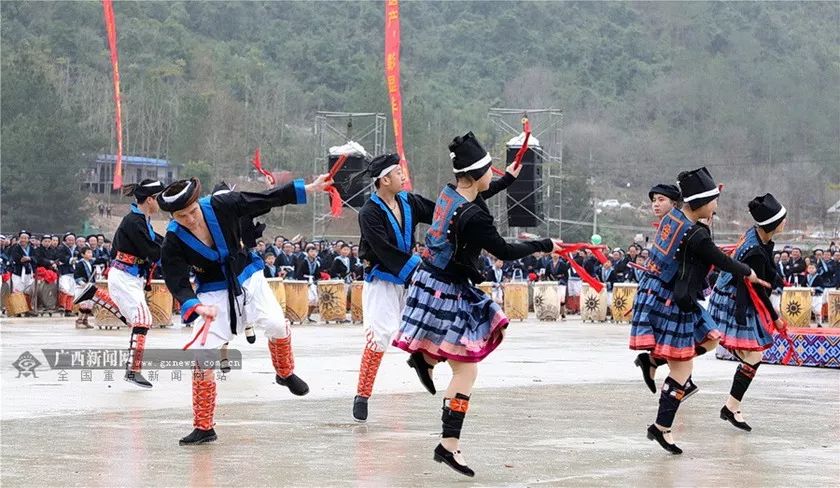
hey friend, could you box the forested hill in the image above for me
[2,1,838,240]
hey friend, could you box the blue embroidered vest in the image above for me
[648,208,694,284]
[715,226,761,290]
[424,185,469,271]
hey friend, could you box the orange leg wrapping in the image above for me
[192,368,216,430]
[268,336,295,379]
[94,288,118,308]
[59,293,74,312]
[128,327,149,372]
[356,347,384,398]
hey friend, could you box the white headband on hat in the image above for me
[161,181,193,203]
[756,206,787,226]
[375,164,400,180]
[681,186,720,203]
[453,153,492,173]
[142,180,162,187]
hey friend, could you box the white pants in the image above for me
[12,272,34,295]
[770,292,781,311]
[188,272,290,350]
[812,293,825,321]
[568,279,582,297]
[362,279,406,352]
[491,283,504,305]
[59,274,75,296]
[108,267,152,327]
[557,284,567,304]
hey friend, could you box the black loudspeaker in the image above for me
[327,154,368,208]
[505,147,542,227]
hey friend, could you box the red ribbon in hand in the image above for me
[744,279,800,365]
[512,117,531,170]
[182,314,214,350]
[552,242,609,294]
[252,148,276,186]
[325,153,349,217]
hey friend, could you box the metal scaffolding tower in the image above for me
[312,112,387,238]
[488,108,563,239]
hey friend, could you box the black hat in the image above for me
[749,193,786,231]
[62,232,76,241]
[677,167,720,210]
[368,153,401,180]
[42,234,52,240]
[126,179,165,200]
[648,184,680,202]
[158,178,202,213]
[449,132,491,175]
[17,230,30,238]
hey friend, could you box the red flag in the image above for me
[101,0,123,189]
[384,0,412,190]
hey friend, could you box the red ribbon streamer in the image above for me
[252,148,276,186]
[744,280,800,365]
[512,117,532,170]
[182,315,214,351]
[551,242,608,294]
[384,0,412,190]
[324,153,348,217]
[102,0,123,189]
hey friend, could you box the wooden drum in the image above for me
[611,283,638,324]
[581,283,608,322]
[5,292,30,316]
[780,287,812,328]
[826,289,840,328]
[266,277,287,311]
[503,282,529,321]
[283,280,310,324]
[533,281,562,321]
[350,281,364,323]
[146,280,173,327]
[477,282,494,297]
[318,280,346,323]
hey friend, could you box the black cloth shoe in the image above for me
[634,353,657,394]
[646,424,682,455]
[219,358,231,374]
[720,405,752,432]
[276,373,309,396]
[434,444,475,477]
[682,376,699,402]
[124,370,153,389]
[353,395,368,423]
[73,282,97,305]
[245,326,256,344]
[179,428,217,446]
[407,352,436,395]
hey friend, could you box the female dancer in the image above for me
[392,132,560,476]
[709,193,786,432]
[629,167,767,454]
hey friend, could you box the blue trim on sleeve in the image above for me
[398,254,421,282]
[180,298,200,323]
[294,179,307,204]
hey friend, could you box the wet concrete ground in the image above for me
[1,317,838,487]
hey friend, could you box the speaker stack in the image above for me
[505,136,542,227]
[328,143,369,208]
